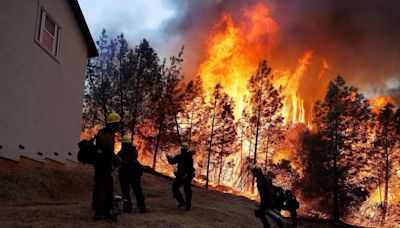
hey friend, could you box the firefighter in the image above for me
[167,143,195,210]
[92,112,120,222]
[251,165,283,228]
[273,186,285,212]
[283,190,299,227]
[117,134,147,213]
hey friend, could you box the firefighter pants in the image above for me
[119,171,145,211]
[92,166,113,215]
[172,175,192,208]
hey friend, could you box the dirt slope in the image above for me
[0,166,353,227]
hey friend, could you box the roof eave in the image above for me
[68,0,98,57]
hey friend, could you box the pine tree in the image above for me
[371,103,400,225]
[206,83,222,189]
[125,39,161,139]
[179,76,210,176]
[211,94,237,186]
[245,60,285,192]
[152,47,184,170]
[83,29,117,130]
[312,75,371,221]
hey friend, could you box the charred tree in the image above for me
[211,95,237,186]
[206,84,221,189]
[245,60,284,192]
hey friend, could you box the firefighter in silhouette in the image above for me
[251,165,283,228]
[92,112,120,222]
[272,186,285,212]
[167,143,195,210]
[117,134,147,213]
[283,190,299,227]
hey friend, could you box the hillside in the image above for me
[0,166,354,227]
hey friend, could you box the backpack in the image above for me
[286,195,300,209]
[77,137,96,164]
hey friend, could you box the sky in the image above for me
[78,0,180,57]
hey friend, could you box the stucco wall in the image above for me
[0,0,88,163]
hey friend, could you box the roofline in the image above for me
[68,0,98,57]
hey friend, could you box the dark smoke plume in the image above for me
[163,0,400,103]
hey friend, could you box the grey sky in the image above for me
[78,0,181,57]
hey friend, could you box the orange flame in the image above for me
[197,2,324,125]
[368,96,395,114]
[198,3,278,118]
[273,51,313,125]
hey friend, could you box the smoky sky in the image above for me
[79,0,400,103]
[269,0,400,102]
[165,0,400,102]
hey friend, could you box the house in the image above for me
[0,0,98,165]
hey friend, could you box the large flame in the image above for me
[273,51,313,125]
[198,3,278,118]
[197,2,327,125]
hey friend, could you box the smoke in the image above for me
[162,0,400,103]
[162,0,262,77]
[269,0,400,103]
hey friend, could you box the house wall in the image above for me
[0,0,88,163]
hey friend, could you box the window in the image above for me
[37,9,60,58]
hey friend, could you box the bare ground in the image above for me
[0,166,355,227]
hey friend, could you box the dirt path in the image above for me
[0,167,353,227]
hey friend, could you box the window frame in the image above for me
[35,7,61,61]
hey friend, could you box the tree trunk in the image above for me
[333,158,340,222]
[218,123,225,186]
[188,99,195,149]
[264,133,270,173]
[252,85,263,194]
[206,94,218,189]
[130,88,140,141]
[332,122,340,222]
[119,58,124,134]
[218,156,224,186]
[169,96,182,144]
[382,127,389,226]
[153,110,165,170]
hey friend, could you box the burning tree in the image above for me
[179,76,210,176]
[246,60,284,168]
[370,103,400,225]
[243,60,284,192]
[205,83,237,189]
[311,75,372,221]
[211,94,237,186]
[151,47,185,170]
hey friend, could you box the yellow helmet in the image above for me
[106,112,121,124]
[181,143,189,150]
[121,134,132,143]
